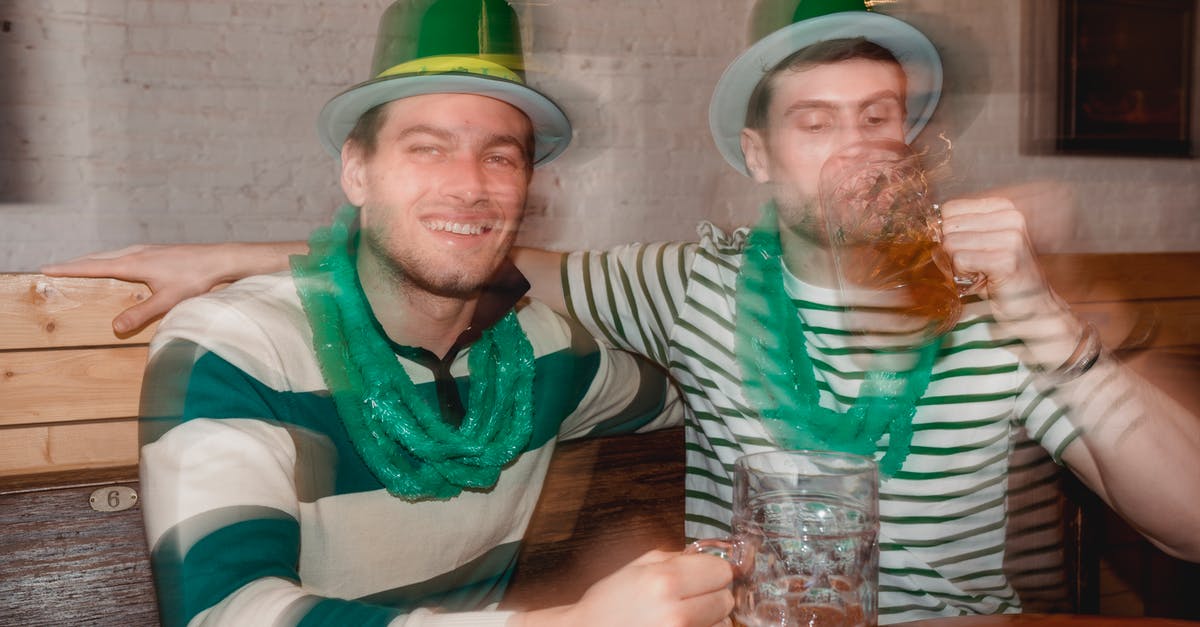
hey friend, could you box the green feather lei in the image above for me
[734,202,940,476]
[291,205,535,500]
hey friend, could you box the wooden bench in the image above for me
[2,252,1198,623]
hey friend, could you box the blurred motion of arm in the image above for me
[938,196,1200,562]
[1044,333,1200,562]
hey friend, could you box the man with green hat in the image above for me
[542,2,1200,622]
[126,1,736,625]
[49,0,1200,623]
[544,1,1200,621]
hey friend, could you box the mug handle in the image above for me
[686,538,734,561]
[932,203,986,297]
[686,538,752,577]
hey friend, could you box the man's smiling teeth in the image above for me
[424,220,490,236]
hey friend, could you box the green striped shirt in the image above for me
[561,222,1080,623]
[139,272,679,626]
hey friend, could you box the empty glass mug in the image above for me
[819,139,982,346]
[688,450,880,627]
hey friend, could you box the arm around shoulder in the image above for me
[511,247,568,315]
[42,241,306,334]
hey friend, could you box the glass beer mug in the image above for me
[819,139,982,347]
[688,451,880,627]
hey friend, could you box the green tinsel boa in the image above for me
[291,205,535,500]
[735,202,940,476]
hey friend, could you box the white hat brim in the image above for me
[318,73,572,166]
[709,11,943,175]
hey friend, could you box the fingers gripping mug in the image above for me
[688,451,880,627]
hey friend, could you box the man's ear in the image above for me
[740,128,771,183]
[340,142,368,207]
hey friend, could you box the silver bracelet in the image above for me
[1048,322,1103,383]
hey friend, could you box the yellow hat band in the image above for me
[377,55,523,83]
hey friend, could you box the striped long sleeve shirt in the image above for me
[139,271,679,626]
[560,222,1079,623]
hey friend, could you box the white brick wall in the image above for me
[2,0,1196,270]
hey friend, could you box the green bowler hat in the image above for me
[709,0,942,176]
[317,0,571,166]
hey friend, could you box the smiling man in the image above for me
[131,1,733,626]
[48,0,1200,623]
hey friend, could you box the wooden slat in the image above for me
[0,465,139,495]
[0,345,148,426]
[0,273,156,350]
[0,419,139,477]
[1042,253,1200,304]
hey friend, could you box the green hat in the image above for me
[709,0,942,175]
[317,0,571,167]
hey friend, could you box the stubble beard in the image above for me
[361,227,513,300]
[775,192,833,248]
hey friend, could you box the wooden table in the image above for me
[907,614,1200,626]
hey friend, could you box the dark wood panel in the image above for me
[0,465,138,494]
[501,427,686,611]
[0,476,159,626]
[1041,253,1200,303]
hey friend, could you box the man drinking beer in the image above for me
[48,0,1200,623]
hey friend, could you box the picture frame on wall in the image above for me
[1022,0,1197,157]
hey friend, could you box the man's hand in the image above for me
[938,197,1081,367]
[41,242,303,335]
[513,549,734,627]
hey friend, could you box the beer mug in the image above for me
[819,139,982,345]
[688,450,880,627]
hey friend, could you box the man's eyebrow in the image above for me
[858,90,904,110]
[783,100,837,116]
[394,125,527,156]
[483,133,527,153]
[783,90,904,116]
[395,124,455,142]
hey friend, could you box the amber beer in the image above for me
[821,139,971,344]
[733,601,866,627]
[838,236,964,340]
[732,582,870,626]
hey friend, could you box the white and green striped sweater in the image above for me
[561,223,1080,623]
[138,271,679,627]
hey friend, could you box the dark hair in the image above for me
[744,37,904,130]
[345,102,391,157]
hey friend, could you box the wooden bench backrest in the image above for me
[1040,253,1200,352]
[4,253,1199,478]
[0,275,155,476]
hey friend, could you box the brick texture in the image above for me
[1,0,1197,270]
